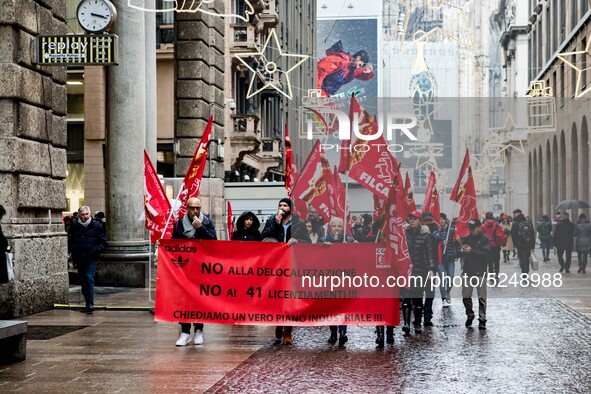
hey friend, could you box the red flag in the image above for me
[450,148,470,202]
[284,125,298,197]
[144,150,173,243]
[405,171,416,215]
[373,194,386,224]
[226,200,235,240]
[177,116,213,218]
[450,149,478,238]
[292,140,336,222]
[422,171,441,228]
[383,158,412,285]
[338,95,361,174]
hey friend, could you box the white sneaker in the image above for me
[194,330,204,345]
[176,333,192,346]
[442,299,449,308]
[447,297,452,305]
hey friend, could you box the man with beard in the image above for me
[262,198,310,345]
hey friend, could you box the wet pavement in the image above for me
[1,254,590,393]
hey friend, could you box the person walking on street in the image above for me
[262,198,310,345]
[460,219,491,330]
[481,212,507,281]
[421,212,440,321]
[537,215,553,262]
[574,213,591,274]
[400,210,436,335]
[68,206,107,314]
[553,212,575,273]
[511,209,535,275]
[438,213,457,307]
[172,197,217,346]
[501,215,514,262]
[231,211,262,241]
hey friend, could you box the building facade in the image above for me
[525,0,591,222]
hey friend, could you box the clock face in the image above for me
[77,0,116,33]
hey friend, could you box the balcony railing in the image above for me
[230,24,257,52]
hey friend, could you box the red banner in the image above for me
[404,171,416,216]
[177,116,213,219]
[450,149,478,238]
[155,240,400,326]
[144,150,173,243]
[422,170,441,228]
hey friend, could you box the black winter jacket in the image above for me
[460,231,491,276]
[553,218,575,250]
[511,214,536,249]
[231,211,262,241]
[68,219,107,263]
[405,225,436,273]
[261,214,310,243]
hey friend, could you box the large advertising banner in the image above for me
[317,18,378,98]
[155,240,400,326]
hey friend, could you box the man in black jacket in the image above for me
[553,212,575,273]
[401,210,436,335]
[511,209,536,274]
[460,219,491,330]
[172,197,217,346]
[261,198,310,345]
[68,206,107,314]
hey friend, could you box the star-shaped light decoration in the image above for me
[557,37,591,98]
[489,112,525,160]
[127,0,254,22]
[398,0,474,50]
[234,29,309,100]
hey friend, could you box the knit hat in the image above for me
[422,212,433,221]
[279,198,293,210]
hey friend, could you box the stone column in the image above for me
[100,0,149,286]
[174,0,225,236]
[0,0,69,318]
[145,0,158,161]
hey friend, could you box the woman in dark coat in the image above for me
[231,211,262,241]
[574,213,591,273]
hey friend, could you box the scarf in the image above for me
[79,217,92,228]
[182,212,205,239]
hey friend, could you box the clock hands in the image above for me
[90,12,108,18]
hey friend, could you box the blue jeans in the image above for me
[437,259,455,299]
[540,239,551,260]
[77,260,97,308]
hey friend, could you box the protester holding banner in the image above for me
[402,210,436,334]
[319,217,355,347]
[261,197,310,345]
[172,197,217,346]
[231,211,262,242]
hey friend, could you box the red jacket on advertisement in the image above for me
[317,48,374,96]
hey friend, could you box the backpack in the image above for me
[518,220,534,243]
[538,221,552,240]
[494,223,508,247]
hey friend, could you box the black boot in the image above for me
[413,305,423,333]
[375,325,384,348]
[328,326,337,344]
[386,326,394,344]
[402,305,411,335]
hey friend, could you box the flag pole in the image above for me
[343,170,350,243]
[442,199,457,255]
[161,183,184,239]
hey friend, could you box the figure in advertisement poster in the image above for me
[317,40,374,96]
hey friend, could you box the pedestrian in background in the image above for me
[421,212,440,323]
[553,212,575,273]
[537,214,553,262]
[0,205,10,284]
[574,213,591,274]
[438,213,457,307]
[231,211,262,241]
[511,209,535,275]
[172,197,217,346]
[481,212,507,281]
[68,206,107,314]
[460,219,491,330]
[500,215,514,262]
